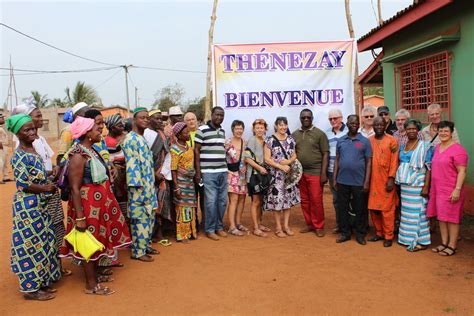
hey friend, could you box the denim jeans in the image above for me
[202,172,228,233]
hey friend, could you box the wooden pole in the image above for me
[344,0,359,108]
[377,0,383,26]
[204,0,218,122]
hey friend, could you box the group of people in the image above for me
[2,98,468,300]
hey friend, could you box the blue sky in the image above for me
[1,0,412,108]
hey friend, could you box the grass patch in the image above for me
[443,307,456,313]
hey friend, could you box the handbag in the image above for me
[271,135,303,189]
[64,227,105,262]
[57,159,70,201]
[247,147,272,194]
[227,139,243,172]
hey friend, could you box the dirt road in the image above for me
[0,182,472,315]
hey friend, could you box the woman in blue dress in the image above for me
[7,114,59,301]
[395,119,433,252]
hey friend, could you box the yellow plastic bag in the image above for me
[64,227,105,262]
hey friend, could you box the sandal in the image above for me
[158,239,172,247]
[408,245,428,252]
[84,284,115,296]
[98,268,114,276]
[97,275,114,283]
[275,230,287,238]
[131,254,154,262]
[61,268,72,276]
[258,225,271,232]
[41,286,57,293]
[228,227,244,236]
[24,290,55,301]
[432,244,448,253]
[283,228,294,236]
[252,229,267,238]
[110,261,124,268]
[439,246,457,256]
[146,247,160,255]
[236,224,250,232]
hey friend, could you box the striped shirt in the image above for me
[195,122,227,173]
[325,123,347,173]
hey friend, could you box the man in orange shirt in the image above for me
[368,117,399,247]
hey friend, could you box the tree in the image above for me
[204,0,219,121]
[49,98,69,108]
[30,91,49,108]
[65,81,100,105]
[363,86,384,96]
[186,97,206,121]
[152,83,185,112]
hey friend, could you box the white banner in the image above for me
[213,40,356,138]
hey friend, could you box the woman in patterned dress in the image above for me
[13,101,71,277]
[60,117,131,295]
[264,117,301,238]
[170,122,197,242]
[8,114,60,301]
[395,119,433,252]
[225,120,248,236]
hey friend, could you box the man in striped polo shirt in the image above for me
[194,106,228,241]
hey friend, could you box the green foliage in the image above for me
[186,97,206,121]
[363,86,384,96]
[30,91,49,108]
[152,83,185,112]
[49,98,69,108]
[65,81,100,105]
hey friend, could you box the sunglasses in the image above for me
[329,117,342,121]
[363,115,374,118]
[379,113,389,116]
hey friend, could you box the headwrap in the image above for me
[72,102,89,115]
[133,107,147,117]
[12,97,37,115]
[6,114,33,134]
[104,114,123,131]
[149,109,161,117]
[63,108,74,123]
[70,117,95,140]
[172,122,187,136]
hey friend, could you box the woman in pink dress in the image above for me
[427,121,468,256]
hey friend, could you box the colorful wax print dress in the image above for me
[123,131,158,258]
[170,143,197,241]
[10,149,60,293]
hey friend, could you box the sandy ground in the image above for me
[0,181,473,316]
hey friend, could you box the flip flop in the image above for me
[84,284,115,296]
[158,239,172,247]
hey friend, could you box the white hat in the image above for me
[168,106,183,116]
[72,102,89,115]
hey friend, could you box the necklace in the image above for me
[176,140,188,149]
[404,139,418,153]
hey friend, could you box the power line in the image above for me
[0,66,120,76]
[0,22,119,67]
[93,68,123,89]
[133,65,206,74]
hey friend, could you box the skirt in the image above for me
[398,185,431,250]
[60,181,132,262]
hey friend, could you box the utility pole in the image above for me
[204,0,219,121]
[135,87,138,108]
[122,65,132,117]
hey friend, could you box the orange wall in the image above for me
[363,96,385,108]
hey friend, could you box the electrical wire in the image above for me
[93,68,123,89]
[0,22,119,67]
[133,65,205,74]
[0,66,120,73]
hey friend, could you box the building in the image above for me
[358,0,474,212]
[100,105,131,118]
[363,95,385,108]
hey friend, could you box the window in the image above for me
[396,51,451,123]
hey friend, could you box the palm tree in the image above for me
[65,81,100,105]
[31,91,49,108]
[49,98,69,108]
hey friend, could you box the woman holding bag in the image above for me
[225,120,248,236]
[245,119,272,237]
[264,117,301,238]
[60,116,131,295]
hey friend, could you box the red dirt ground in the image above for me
[0,181,473,315]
